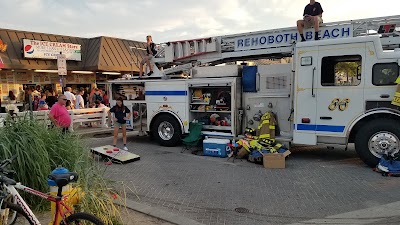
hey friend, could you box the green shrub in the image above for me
[0,115,122,224]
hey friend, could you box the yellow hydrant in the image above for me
[47,167,82,225]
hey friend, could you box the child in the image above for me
[65,100,73,110]
[108,97,132,150]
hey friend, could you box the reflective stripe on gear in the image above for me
[259,134,270,139]
[267,147,277,153]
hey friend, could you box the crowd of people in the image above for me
[3,85,110,113]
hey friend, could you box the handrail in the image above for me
[0,108,110,131]
[312,67,316,98]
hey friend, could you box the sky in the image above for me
[0,0,399,43]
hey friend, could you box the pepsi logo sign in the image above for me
[24,45,34,54]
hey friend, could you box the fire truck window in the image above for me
[111,84,145,100]
[321,55,362,86]
[372,63,398,86]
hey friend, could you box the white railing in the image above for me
[0,108,110,132]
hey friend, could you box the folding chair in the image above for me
[181,122,203,153]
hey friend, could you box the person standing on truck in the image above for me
[296,0,323,42]
[139,35,157,78]
[108,97,132,151]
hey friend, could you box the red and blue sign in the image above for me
[24,45,34,54]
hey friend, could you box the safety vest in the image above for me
[391,76,400,106]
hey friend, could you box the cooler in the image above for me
[203,138,231,158]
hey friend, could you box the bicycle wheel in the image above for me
[64,212,104,225]
[6,195,18,225]
[2,202,34,225]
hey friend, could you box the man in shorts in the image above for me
[297,0,324,42]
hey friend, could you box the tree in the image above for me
[335,62,361,84]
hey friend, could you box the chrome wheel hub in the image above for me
[368,131,400,158]
[158,121,174,141]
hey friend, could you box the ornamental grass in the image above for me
[0,115,123,224]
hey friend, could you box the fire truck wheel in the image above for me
[151,114,182,147]
[355,119,400,167]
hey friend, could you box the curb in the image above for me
[116,199,204,225]
[289,200,400,225]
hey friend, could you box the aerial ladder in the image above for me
[154,15,400,65]
[131,15,400,79]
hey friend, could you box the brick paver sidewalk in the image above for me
[87,135,400,225]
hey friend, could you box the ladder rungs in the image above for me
[169,37,211,44]
[174,52,208,61]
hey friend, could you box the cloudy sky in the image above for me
[1,0,399,43]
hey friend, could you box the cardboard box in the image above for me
[262,150,291,169]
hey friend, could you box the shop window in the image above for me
[372,63,399,86]
[321,55,362,86]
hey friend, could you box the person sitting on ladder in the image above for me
[296,0,323,42]
[139,35,157,78]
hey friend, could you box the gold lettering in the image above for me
[328,98,350,111]
[328,98,340,111]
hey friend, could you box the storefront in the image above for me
[0,28,147,103]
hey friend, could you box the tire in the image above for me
[6,195,18,225]
[355,119,400,167]
[151,114,182,147]
[3,203,34,225]
[65,212,104,225]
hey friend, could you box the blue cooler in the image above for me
[203,138,231,158]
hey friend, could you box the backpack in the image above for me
[94,93,103,103]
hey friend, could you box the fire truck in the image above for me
[108,15,400,167]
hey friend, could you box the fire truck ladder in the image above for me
[153,15,400,65]
[159,38,218,62]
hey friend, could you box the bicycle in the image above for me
[0,188,17,225]
[0,155,104,225]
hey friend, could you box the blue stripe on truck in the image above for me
[296,124,345,133]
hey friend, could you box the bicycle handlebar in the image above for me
[0,155,17,185]
[0,155,17,172]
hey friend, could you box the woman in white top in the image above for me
[75,89,85,109]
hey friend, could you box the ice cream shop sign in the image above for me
[23,39,81,61]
